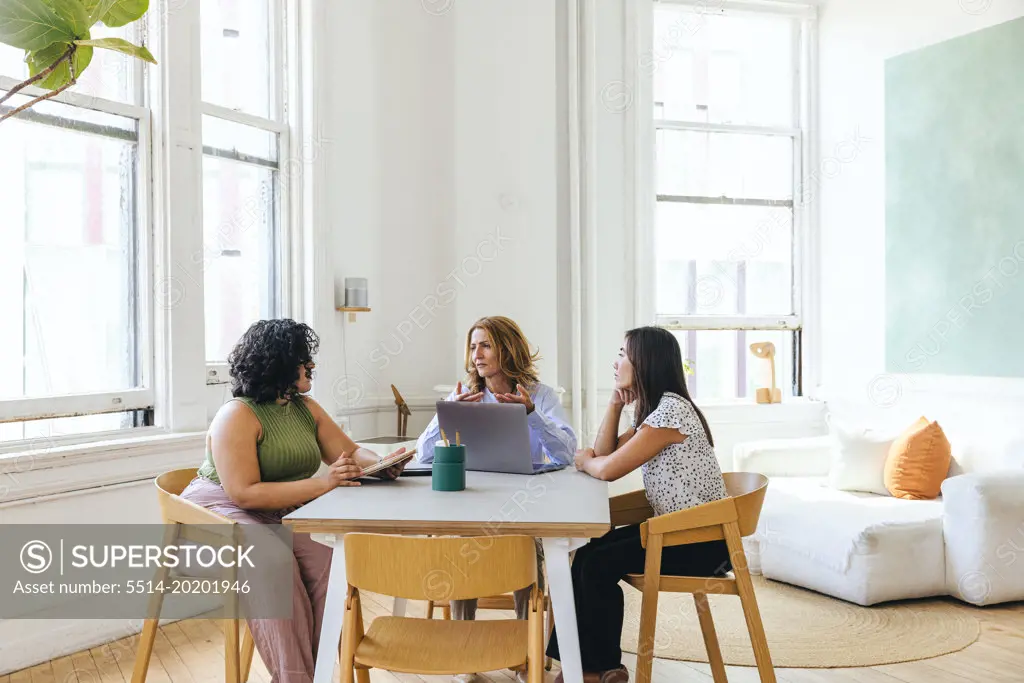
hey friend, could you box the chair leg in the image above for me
[132,524,178,683]
[442,603,451,620]
[130,619,161,683]
[339,592,360,683]
[426,600,435,619]
[353,596,370,683]
[528,587,545,683]
[545,595,554,670]
[223,540,242,683]
[223,619,240,683]
[724,522,776,683]
[694,593,727,683]
[240,623,255,683]
[635,531,664,683]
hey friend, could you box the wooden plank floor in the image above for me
[7,596,1023,683]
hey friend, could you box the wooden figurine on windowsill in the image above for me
[749,341,782,404]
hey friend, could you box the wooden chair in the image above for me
[614,473,775,683]
[131,468,256,683]
[338,533,546,682]
[391,384,412,437]
[428,586,554,669]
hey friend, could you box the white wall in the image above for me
[453,0,565,385]
[817,0,1024,407]
[318,0,571,419]
[315,0,457,424]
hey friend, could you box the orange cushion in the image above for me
[884,417,951,500]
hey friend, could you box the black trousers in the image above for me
[546,523,732,672]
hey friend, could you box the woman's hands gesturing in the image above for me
[454,381,483,403]
[495,383,535,414]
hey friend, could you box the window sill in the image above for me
[698,397,826,424]
[0,431,206,506]
[597,389,825,425]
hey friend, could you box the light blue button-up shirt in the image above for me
[415,382,576,466]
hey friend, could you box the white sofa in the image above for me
[734,429,1024,607]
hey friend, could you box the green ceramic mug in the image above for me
[432,444,466,491]
[433,444,465,464]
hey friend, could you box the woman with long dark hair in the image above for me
[180,319,408,683]
[547,326,731,683]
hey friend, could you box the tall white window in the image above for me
[0,25,152,444]
[0,0,299,448]
[651,3,811,401]
[200,0,288,367]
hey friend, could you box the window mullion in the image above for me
[201,101,287,135]
[654,119,800,137]
[0,390,154,424]
[0,76,149,121]
[656,194,793,207]
[656,315,801,330]
[152,0,209,432]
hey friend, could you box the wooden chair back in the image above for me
[642,472,769,549]
[155,468,238,551]
[391,384,412,438]
[344,533,537,601]
[723,471,768,537]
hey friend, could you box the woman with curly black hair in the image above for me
[180,318,409,683]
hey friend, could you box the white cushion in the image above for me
[826,421,896,495]
[948,431,1024,475]
[941,471,1024,605]
[751,476,946,605]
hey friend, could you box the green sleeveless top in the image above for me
[198,397,322,485]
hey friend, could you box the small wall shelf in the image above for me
[337,307,371,322]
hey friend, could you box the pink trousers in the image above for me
[180,477,333,683]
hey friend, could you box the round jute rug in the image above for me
[620,576,979,668]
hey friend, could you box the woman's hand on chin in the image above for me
[610,387,635,408]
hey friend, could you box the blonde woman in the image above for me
[415,315,576,683]
[416,315,575,467]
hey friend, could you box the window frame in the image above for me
[201,0,293,382]
[0,46,157,440]
[0,0,306,452]
[636,0,818,399]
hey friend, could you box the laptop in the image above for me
[435,401,568,475]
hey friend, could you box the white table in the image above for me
[283,467,610,683]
